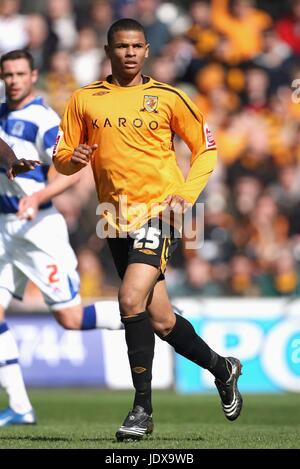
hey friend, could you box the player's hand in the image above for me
[17,194,39,221]
[71,144,98,166]
[162,195,192,231]
[6,159,40,181]
[162,194,192,215]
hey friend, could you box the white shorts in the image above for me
[0,207,81,310]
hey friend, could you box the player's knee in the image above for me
[118,291,144,316]
[54,310,81,330]
[152,316,176,337]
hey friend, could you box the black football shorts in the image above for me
[107,218,179,281]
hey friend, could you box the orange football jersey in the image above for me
[53,77,217,232]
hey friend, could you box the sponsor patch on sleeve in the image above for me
[52,130,63,157]
[204,124,216,149]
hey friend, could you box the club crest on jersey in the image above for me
[141,95,158,113]
[11,121,25,137]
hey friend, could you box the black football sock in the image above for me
[162,313,231,382]
[122,311,154,415]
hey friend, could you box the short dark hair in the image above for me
[0,50,35,71]
[107,18,147,45]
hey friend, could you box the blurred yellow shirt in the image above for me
[212,0,272,62]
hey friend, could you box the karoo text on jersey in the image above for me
[92,117,159,130]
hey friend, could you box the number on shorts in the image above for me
[133,227,161,250]
[46,264,59,284]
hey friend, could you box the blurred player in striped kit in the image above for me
[0,50,122,427]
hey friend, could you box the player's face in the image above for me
[105,30,149,80]
[1,58,38,107]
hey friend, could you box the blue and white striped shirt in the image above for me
[0,96,60,214]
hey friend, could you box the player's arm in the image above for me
[0,137,40,180]
[17,166,80,220]
[164,89,217,210]
[53,91,98,175]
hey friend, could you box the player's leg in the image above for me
[51,300,123,331]
[119,262,159,391]
[107,234,160,440]
[147,279,230,376]
[0,219,36,426]
[115,262,159,441]
[0,284,35,426]
[16,210,122,331]
[147,280,243,421]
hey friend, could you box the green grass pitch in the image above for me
[0,390,299,449]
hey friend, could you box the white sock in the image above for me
[0,325,32,413]
[94,301,123,330]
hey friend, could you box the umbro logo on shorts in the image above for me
[138,249,156,256]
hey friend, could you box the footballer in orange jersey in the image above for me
[54,18,243,441]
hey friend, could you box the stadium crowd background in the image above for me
[1,0,300,302]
